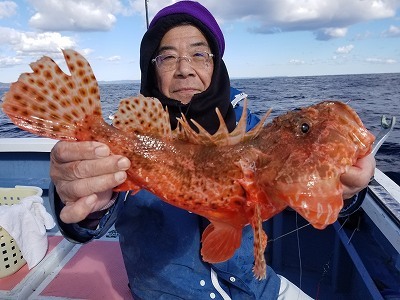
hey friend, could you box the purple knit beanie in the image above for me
[149,1,225,57]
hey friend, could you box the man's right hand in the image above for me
[50,141,131,223]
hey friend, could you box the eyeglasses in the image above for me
[152,51,214,71]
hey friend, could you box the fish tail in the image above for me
[201,221,242,263]
[2,49,103,141]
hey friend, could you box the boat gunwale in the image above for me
[0,138,57,152]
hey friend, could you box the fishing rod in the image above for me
[145,0,149,29]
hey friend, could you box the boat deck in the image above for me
[0,226,133,299]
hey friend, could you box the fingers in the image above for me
[50,141,131,223]
[60,191,112,224]
[341,154,376,199]
[51,141,124,181]
[56,163,127,202]
[51,140,111,162]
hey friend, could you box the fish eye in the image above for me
[300,122,310,133]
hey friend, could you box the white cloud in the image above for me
[0,27,20,45]
[0,55,22,67]
[27,0,130,31]
[136,0,175,17]
[106,55,121,62]
[80,48,95,56]
[382,25,400,37]
[8,0,399,38]
[365,57,397,64]
[137,0,400,40]
[230,0,398,25]
[315,27,348,40]
[352,31,373,41]
[0,1,17,19]
[289,59,305,65]
[16,32,76,54]
[335,44,354,54]
[0,27,76,57]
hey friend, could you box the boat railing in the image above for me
[0,138,57,189]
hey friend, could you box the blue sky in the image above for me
[0,0,399,83]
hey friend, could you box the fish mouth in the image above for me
[273,177,344,229]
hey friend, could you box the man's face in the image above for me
[154,25,214,104]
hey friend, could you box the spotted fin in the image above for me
[2,49,102,140]
[112,95,186,140]
[177,99,271,146]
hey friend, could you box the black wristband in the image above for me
[78,209,109,230]
[338,187,368,218]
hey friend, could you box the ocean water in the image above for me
[0,73,399,175]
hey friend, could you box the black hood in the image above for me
[139,14,236,134]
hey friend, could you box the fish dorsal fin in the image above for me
[2,49,102,140]
[177,99,271,146]
[112,95,182,139]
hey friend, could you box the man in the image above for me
[50,2,375,299]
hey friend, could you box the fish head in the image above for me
[259,101,375,229]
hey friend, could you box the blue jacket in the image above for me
[50,101,281,300]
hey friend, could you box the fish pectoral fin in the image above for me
[2,49,103,140]
[201,221,242,263]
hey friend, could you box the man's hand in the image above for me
[341,154,376,200]
[50,141,131,223]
